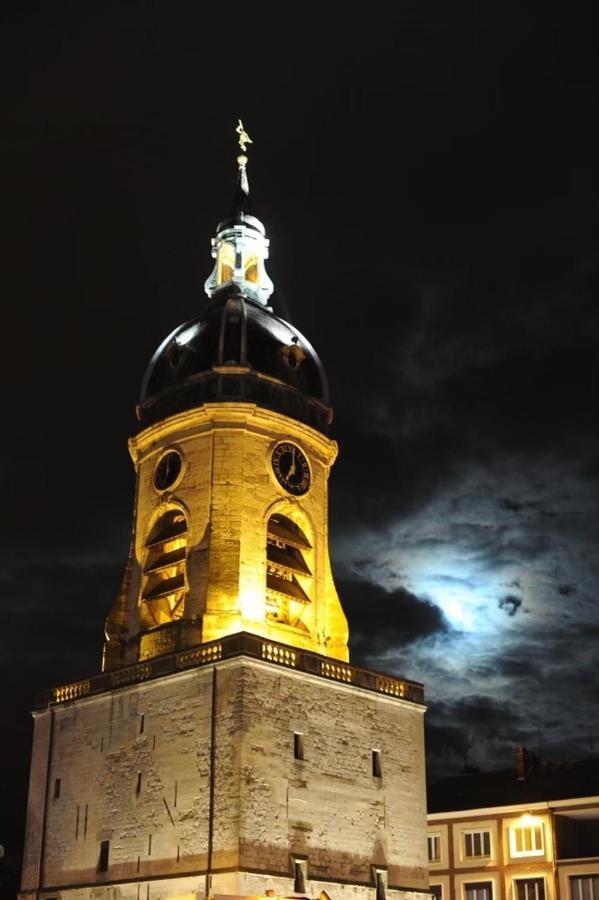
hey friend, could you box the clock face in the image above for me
[154,449,183,491]
[271,442,310,495]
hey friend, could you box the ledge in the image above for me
[38,632,424,708]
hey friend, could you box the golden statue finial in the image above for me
[236,119,252,155]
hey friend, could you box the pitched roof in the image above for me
[428,757,599,813]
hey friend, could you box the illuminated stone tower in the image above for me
[20,129,429,900]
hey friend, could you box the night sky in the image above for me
[1,3,597,882]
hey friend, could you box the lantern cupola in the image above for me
[204,120,274,306]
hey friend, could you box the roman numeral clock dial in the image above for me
[271,442,311,495]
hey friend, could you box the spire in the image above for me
[236,119,251,198]
[204,121,274,306]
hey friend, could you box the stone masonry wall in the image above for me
[236,662,428,890]
[21,656,427,898]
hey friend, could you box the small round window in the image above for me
[153,450,183,491]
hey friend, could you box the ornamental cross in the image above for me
[236,119,252,154]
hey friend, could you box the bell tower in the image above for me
[103,128,348,669]
[20,127,429,900]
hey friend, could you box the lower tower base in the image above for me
[20,634,427,900]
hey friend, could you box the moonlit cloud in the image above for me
[333,449,599,775]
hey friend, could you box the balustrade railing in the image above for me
[40,631,424,707]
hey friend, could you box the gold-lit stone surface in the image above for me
[104,403,349,669]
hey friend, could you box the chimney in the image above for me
[516,746,528,780]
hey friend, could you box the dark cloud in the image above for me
[432,695,525,734]
[498,594,523,617]
[424,695,528,779]
[499,498,523,513]
[339,578,451,667]
[494,656,541,680]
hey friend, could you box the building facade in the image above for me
[427,754,599,900]
[19,136,429,900]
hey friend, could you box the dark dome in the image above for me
[138,288,331,432]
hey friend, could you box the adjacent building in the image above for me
[427,751,599,900]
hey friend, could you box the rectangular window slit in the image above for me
[174,780,178,808]
[373,868,387,900]
[83,803,88,839]
[136,771,142,794]
[98,840,110,872]
[177,844,180,863]
[293,732,304,760]
[139,713,145,734]
[53,777,61,799]
[294,859,307,893]
[148,833,152,855]
[75,804,80,839]
[372,749,382,778]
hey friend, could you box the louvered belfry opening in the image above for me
[140,509,188,629]
[266,514,312,631]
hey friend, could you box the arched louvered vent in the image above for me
[266,514,312,632]
[140,509,188,629]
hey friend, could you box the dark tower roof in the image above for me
[138,126,332,432]
[138,125,331,433]
[138,286,331,432]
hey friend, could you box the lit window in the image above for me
[463,830,491,858]
[570,875,599,900]
[510,824,544,857]
[465,882,493,900]
[428,833,441,862]
[515,879,545,900]
[217,242,235,284]
[244,254,259,283]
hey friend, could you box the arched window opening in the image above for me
[140,510,188,629]
[217,242,235,285]
[244,254,259,283]
[266,515,312,632]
